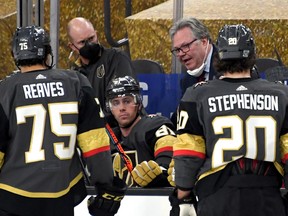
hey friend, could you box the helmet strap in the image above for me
[44,53,54,69]
[119,112,140,129]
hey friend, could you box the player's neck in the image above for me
[20,64,47,73]
[120,116,141,137]
[221,70,251,79]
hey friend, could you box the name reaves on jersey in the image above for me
[23,82,65,99]
[208,93,278,112]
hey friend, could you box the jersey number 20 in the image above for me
[178,111,277,168]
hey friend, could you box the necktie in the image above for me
[197,71,206,82]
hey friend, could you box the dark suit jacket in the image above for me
[180,44,218,96]
[170,44,218,126]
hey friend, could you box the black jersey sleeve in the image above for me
[76,74,113,185]
[0,104,9,149]
[0,104,8,168]
[280,105,288,189]
[142,115,175,169]
[173,96,206,190]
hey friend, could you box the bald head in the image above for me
[67,17,99,64]
[67,17,97,43]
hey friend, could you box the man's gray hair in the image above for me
[169,17,211,42]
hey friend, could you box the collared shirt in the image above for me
[203,45,213,80]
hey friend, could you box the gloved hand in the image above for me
[131,160,163,187]
[169,189,197,216]
[88,177,127,216]
[167,159,175,187]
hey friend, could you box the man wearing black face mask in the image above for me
[78,40,102,64]
[67,17,137,123]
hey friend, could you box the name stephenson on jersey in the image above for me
[174,78,288,190]
[208,93,278,112]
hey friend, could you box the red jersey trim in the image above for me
[83,146,110,158]
[154,146,173,157]
[282,154,288,164]
[173,149,205,159]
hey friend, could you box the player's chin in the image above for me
[118,120,132,128]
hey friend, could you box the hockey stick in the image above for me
[105,123,134,173]
[76,147,92,185]
[264,47,288,82]
[274,47,284,66]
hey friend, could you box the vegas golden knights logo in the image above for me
[112,150,138,187]
[96,64,105,78]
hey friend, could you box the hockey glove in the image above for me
[88,177,127,216]
[167,159,175,187]
[169,190,197,216]
[131,160,164,187]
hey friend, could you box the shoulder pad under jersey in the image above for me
[274,80,284,85]
[0,70,20,83]
[193,81,209,89]
[147,114,158,118]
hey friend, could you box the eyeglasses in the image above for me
[171,38,198,56]
[79,35,96,45]
[72,34,97,49]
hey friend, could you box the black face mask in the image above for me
[79,41,102,64]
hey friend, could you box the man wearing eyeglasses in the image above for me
[169,17,218,96]
[169,17,218,127]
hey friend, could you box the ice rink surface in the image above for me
[75,195,171,216]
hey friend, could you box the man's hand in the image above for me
[88,177,127,216]
[167,159,175,187]
[169,189,197,216]
[131,160,163,187]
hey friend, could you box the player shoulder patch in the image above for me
[274,80,284,85]
[147,114,158,118]
[0,70,20,83]
[193,81,209,89]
